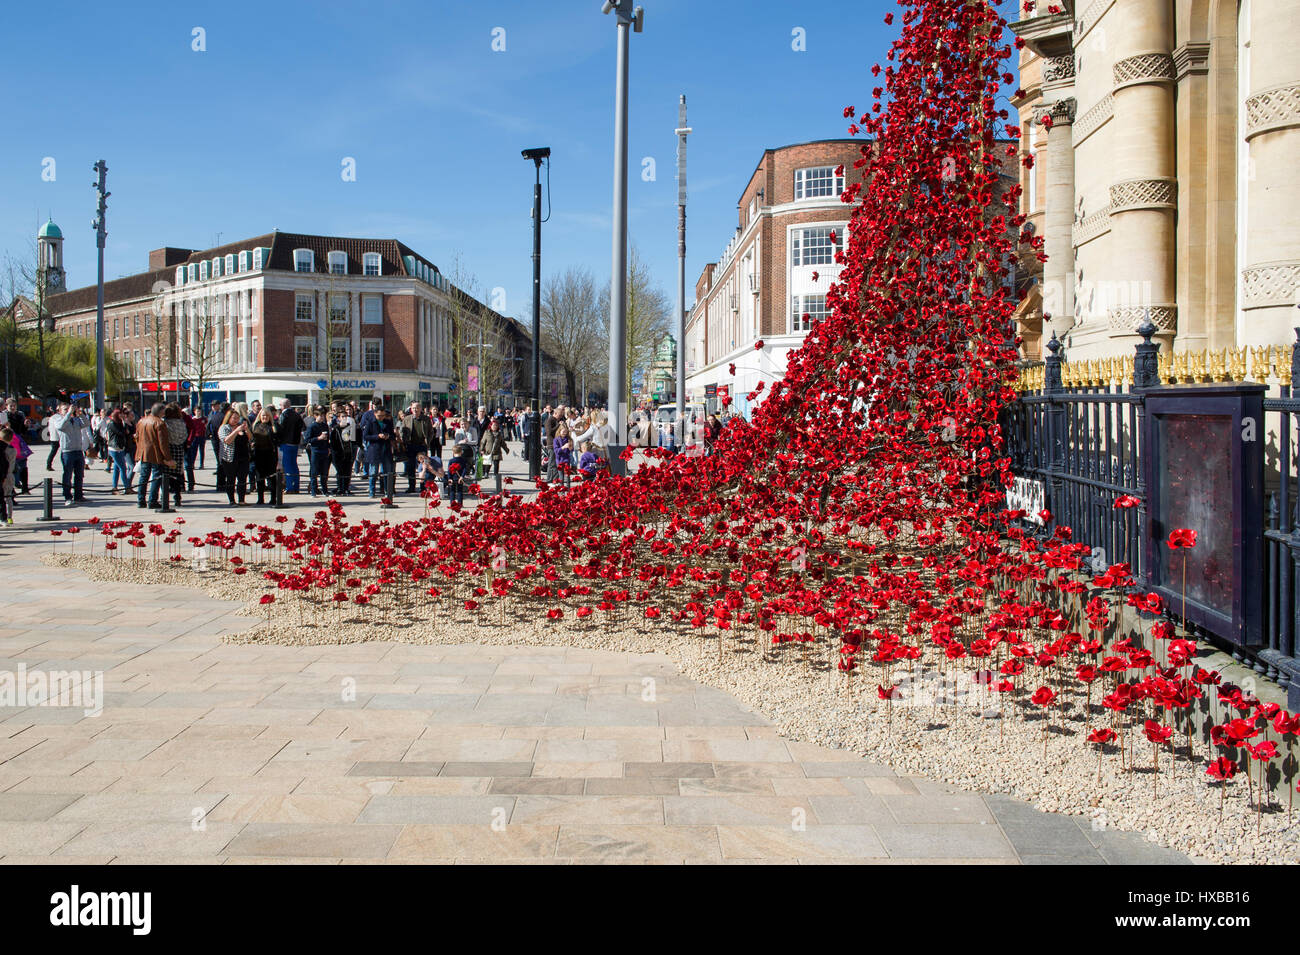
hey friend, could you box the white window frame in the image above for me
[328,293,349,324]
[200,261,210,281]
[295,293,315,324]
[212,257,223,278]
[794,166,844,201]
[790,293,828,333]
[294,248,314,273]
[175,266,186,286]
[329,339,350,372]
[252,248,267,270]
[328,250,348,275]
[363,338,383,373]
[295,337,316,371]
[363,252,381,276]
[790,225,842,267]
[225,253,236,275]
[239,250,252,272]
[362,294,382,325]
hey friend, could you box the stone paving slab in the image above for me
[0,466,1197,864]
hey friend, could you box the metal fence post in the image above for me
[1287,328,1300,669]
[1044,332,1065,532]
[1132,316,1161,581]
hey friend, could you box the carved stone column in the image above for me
[1241,0,1300,345]
[1107,0,1178,347]
[1037,96,1077,343]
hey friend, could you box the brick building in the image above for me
[684,139,870,416]
[36,228,539,413]
[685,137,1021,415]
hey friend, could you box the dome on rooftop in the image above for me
[38,219,63,239]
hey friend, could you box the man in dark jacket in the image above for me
[276,398,305,493]
[400,402,437,494]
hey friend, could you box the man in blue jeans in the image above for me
[134,403,174,509]
[49,403,92,505]
[276,398,305,493]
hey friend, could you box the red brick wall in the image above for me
[263,288,297,370]
[383,294,415,370]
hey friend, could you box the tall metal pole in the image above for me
[674,95,691,443]
[528,154,545,480]
[92,160,109,412]
[603,1,643,466]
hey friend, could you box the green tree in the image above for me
[0,315,125,398]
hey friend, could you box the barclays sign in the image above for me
[317,379,377,390]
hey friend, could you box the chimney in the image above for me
[149,247,195,270]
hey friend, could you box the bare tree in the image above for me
[7,246,52,396]
[444,252,505,415]
[176,284,229,406]
[541,266,603,408]
[320,271,352,408]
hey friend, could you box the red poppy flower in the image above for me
[1248,740,1278,760]
[1167,528,1197,549]
[1143,720,1173,745]
[1206,757,1237,781]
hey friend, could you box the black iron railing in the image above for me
[1003,321,1300,707]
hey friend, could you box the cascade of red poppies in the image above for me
[61,0,1294,824]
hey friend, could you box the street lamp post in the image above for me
[601,0,643,472]
[674,94,691,444]
[522,146,550,481]
[92,160,109,412]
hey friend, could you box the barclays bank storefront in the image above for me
[179,374,449,414]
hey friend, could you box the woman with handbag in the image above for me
[217,407,251,505]
[250,408,281,506]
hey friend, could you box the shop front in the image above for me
[173,375,447,415]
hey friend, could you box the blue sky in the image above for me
[1,0,1017,320]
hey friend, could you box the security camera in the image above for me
[601,1,613,13]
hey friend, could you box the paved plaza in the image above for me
[0,449,1194,863]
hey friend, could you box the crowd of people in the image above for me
[0,393,732,523]
[0,395,724,520]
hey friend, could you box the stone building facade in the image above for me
[1012,0,1300,360]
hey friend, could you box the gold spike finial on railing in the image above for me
[1229,346,1247,382]
[1279,346,1293,387]
[1248,345,1269,382]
